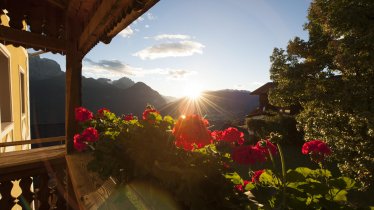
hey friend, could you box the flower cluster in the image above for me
[72,106,349,208]
[256,139,278,158]
[234,170,264,192]
[73,107,102,151]
[74,127,99,151]
[231,139,277,165]
[173,115,212,150]
[72,105,348,209]
[142,108,160,123]
[75,107,93,122]
[97,108,110,118]
[235,180,250,192]
[231,145,265,165]
[302,140,332,162]
[251,170,265,183]
[124,114,134,121]
[212,127,245,145]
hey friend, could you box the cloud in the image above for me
[135,68,197,79]
[146,13,155,20]
[145,24,150,28]
[166,69,197,79]
[148,34,191,41]
[133,40,205,60]
[83,58,139,76]
[84,58,123,71]
[119,26,134,38]
[83,58,196,80]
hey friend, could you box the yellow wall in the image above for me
[0,14,30,152]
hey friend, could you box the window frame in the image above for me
[0,44,14,137]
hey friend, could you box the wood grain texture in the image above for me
[0,145,65,175]
[65,22,83,154]
[66,153,106,210]
[0,136,65,147]
[0,25,66,53]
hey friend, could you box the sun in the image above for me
[184,86,202,100]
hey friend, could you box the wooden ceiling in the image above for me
[0,0,158,55]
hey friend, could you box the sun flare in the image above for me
[184,87,202,100]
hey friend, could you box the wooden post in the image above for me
[65,18,82,154]
[65,51,82,154]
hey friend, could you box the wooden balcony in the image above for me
[0,137,78,210]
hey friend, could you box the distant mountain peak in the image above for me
[112,76,135,89]
[29,55,64,80]
[97,78,111,85]
[161,89,259,124]
[29,57,167,125]
[131,82,150,89]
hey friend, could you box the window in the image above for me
[20,71,26,115]
[0,45,12,127]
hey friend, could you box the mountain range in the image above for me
[29,55,258,134]
[160,90,258,129]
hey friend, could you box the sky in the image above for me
[40,0,311,98]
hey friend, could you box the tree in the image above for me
[269,0,374,189]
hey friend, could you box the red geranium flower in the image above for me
[124,114,134,121]
[231,145,266,165]
[235,180,250,192]
[82,127,99,142]
[142,108,160,123]
[302,140,332,162]
[172,114,212,151]
[75,107,93,122]
[235,184,243,192]
[255,139,278,158]
[221,127,245,145]
[211,130,224,141]
[251,170,265,183]
[73,134,87,152]
[97,108,110,118]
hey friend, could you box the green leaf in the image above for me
[224,172,243,185]
[310,169,332,178]
[286,169,306,182]
[104,111,116,120]
[295,167,312,177]
[245,182,255,191]
[287,182,307,192]
[259,170,280,187]
[326,188,348,202]
[297,181,328,195]
[163,115,174,125]
[329,177,357,190]
[223,153,231,159]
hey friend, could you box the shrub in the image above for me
[246,112,303,145]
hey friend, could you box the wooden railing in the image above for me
[0,136,65,148]
[0,137,78,210]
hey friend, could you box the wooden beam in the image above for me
[65,17,83,154]
[66,0,81,17]
[66,153,103,210]
[46,0,66,9]
[0,136,65,147]
[0,145,65,174]
[103,0,159,42]
[78,0,118,54]
[0,25,66,53]
[65,50,82,154]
